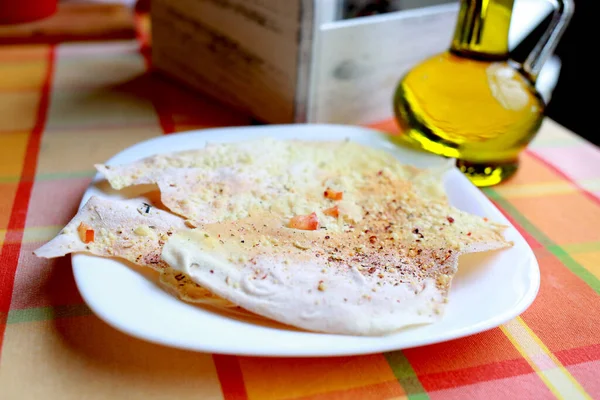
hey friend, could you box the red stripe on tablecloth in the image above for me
[0,46,55,351]
[213,355,248,400]
[142,15,232,396]
[418,357,534,391]
[526,150,600,206]
[555,343,600,367]
[152,87,176,134]
[145,9,237,390]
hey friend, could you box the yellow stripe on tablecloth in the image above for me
[495,178,599,199]
[0,131,29,179]
[0,225,62,245]
[23,225,62,243]
[559,242,600,254]
[571,251,600,281]
[501,318,591,400]
[494,181,582,198]
[0,317,225,400]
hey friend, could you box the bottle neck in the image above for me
[450,0,514,60]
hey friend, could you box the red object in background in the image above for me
[0,0,57,24]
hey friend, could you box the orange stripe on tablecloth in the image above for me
[488,198,545,249]
[526,150,600,206]
[367,118,401,135]
[0,46,54,353]
[291,380,404,400]
[0,46,48,62]
[213,354,248,400]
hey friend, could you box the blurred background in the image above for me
[538,1,589,144]
[0,0,591,144]
[338,0,592,146]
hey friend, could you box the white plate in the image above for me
[72,124,539,357]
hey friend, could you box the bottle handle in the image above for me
[520,0,574,82]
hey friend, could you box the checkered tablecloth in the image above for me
[0,38,599,400]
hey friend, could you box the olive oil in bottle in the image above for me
[392,0,572,186]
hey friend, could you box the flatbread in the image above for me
[34,196,236,309]
[162,169,511,336]
[39,138,512,336]
[96,139,452,225]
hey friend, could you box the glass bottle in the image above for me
[392,0,573,186]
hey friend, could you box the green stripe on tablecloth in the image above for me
[557,242,600,254]
[36,170,96,181]
[7,303,92,323]
[0,170,96,183]
[485,188,600,295]
[384,351,430,400]
[483,188,555,247]
[549,247,600,294]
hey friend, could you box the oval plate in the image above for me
[72,124,539,357]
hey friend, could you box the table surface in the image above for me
[0,36,599,400]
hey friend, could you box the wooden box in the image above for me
[151,0,548,125]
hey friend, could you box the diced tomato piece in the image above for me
[77,222,95,243]
[323,188,343,200]
[288,212,319,230]
[323,205,339,218]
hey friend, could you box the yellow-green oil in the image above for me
[392,0,545,186]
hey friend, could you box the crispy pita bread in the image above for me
[162,169,511,336]
[96,139,452,224]
[39,138,511,336]
[34,196,235,309]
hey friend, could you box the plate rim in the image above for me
[71,123,540,357]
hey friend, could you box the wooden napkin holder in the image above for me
[151,0,457,125]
